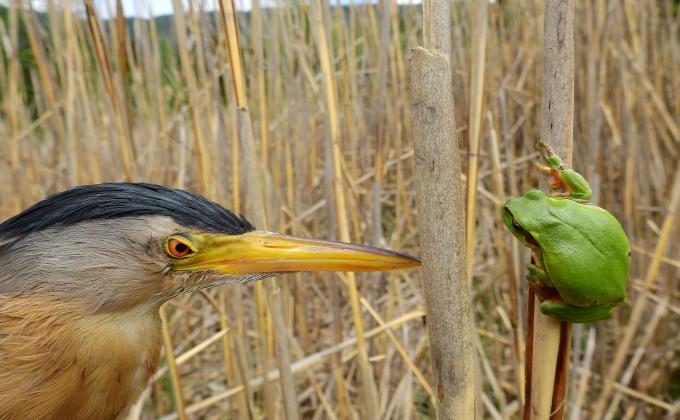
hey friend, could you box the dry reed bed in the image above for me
[0,0,678,418]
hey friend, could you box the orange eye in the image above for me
[167,238,193,258]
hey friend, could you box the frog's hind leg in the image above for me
[540,298,615,323]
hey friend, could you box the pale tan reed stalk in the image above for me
[527,2,575,419]
[410,0,476,413]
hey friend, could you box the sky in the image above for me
[98,0,423,18]
[8,0,422,19]
[95,0,253,17]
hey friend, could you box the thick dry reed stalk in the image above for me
[410,0,475,415]
[526,1,575,419]
[410,47,475,415]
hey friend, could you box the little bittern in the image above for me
[0,183,420,419]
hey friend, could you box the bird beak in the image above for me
[174,230,421,275]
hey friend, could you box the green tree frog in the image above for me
[501,143,630,323]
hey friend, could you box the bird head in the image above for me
[0,183,420,313]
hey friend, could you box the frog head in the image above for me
[501,189,546,250]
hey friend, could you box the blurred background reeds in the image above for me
[0,0,679,418]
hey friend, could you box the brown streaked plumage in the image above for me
[0,297,161,419]
[0,183,420,419]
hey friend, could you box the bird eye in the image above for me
[165,236,195,258]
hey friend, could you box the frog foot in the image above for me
[540,298,615,323]
[527,276,560,302]
[527,263,552,285]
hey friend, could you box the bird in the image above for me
[0,183,420,419]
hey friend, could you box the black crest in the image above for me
[0,183,255,239]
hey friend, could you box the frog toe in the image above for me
[527,263,550,284]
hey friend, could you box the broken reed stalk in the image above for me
[410,0,475,416]
[311,1,380,418]
[526,1,575,419]
[218,1,300,418]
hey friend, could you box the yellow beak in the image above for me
[174,231,421,275]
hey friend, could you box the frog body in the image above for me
[501,143,631,323]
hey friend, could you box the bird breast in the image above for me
[0,297,163,420]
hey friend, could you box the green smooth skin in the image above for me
[544,155,592,201]
[540,298,616,323]
[501,188,630,323]
[555,169,592,201]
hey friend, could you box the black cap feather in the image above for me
[0,183,255,239]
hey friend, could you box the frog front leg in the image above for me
[540,297,615,323]
[535,142,592,201]
[533,161,592,201]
